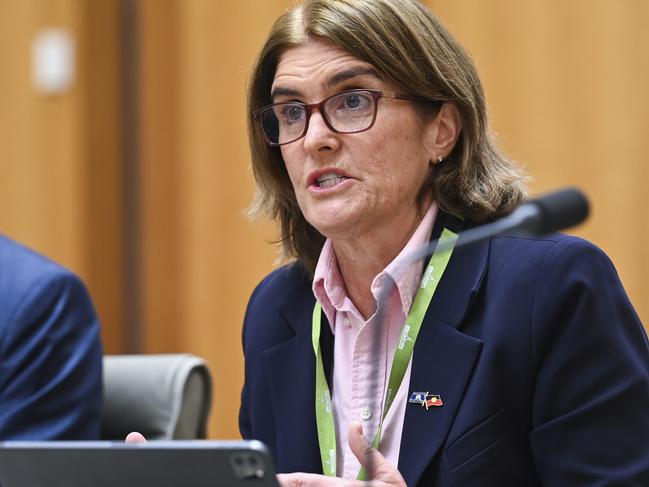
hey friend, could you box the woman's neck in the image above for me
[331,204,429,320]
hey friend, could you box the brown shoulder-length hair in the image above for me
[247,0,527,274]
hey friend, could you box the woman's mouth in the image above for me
[316,172,348,189]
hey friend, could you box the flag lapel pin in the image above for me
[409,391,428,404]
[409,391,443,409]
[423,394,443,409]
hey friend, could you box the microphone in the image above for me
[407,187,590,264]
[485,186,589,236]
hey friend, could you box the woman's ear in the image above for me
[426,102,462,163]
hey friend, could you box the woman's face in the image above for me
[273,38,437,243]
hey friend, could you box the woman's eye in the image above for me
[344,94,361,109]
[338,92,370,111]
[287,106,303,120]
[278,105,305,123]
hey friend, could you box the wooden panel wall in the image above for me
[137,1,284,439]
[0,0,124,353]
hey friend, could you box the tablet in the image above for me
[0,440,278,487]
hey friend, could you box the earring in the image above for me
[436,155,444,164]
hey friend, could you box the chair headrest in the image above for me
[101,354,212,440]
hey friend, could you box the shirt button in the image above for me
[359,407,372,421]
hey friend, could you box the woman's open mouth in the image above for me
[316,173,348,189]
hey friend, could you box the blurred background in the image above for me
[0,0,647,439]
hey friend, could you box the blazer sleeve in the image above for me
[0,270,103,439]
[529,237,649,485]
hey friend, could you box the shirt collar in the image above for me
[378,202,437,314]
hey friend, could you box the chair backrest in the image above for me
[101,354,212,440]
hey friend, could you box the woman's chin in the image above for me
[306,211,366,242]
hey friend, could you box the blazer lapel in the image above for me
[398,315,483,485]
[261,282,323,474]
[398,214,490,485]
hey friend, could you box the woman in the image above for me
[240,1,649,486]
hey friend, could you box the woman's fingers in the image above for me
[277,472,346,486]
[124,431,147,443]
[276,422,407,486]
[348,422,406,486]
[347,421,376,475]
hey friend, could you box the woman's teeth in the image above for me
[317,174,347,188]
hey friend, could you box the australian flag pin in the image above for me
[409,391,443,409]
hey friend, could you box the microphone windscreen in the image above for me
[533,187,590,234]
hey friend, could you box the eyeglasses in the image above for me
[253,89,442,147]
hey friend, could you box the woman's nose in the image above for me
[302,109,340,153]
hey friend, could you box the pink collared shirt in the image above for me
[312,203,437,479]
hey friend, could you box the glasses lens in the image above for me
[259,103,307,145]
[324,91,375,133]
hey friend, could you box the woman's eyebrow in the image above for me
[324,66,382,89]
[270,66,382,101]
[270,86,301,100]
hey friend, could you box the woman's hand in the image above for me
[277,422,406,487]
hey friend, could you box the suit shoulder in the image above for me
[247,262,312,313]
[490,232,614,274]
[0,236,90,329]
[490,233,643,348]
[491,231,594,251]
[0,235,76,282]
[484,233,626,322]
[243,262,313,350]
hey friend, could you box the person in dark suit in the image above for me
[240,0,649,485]
[0,235,103,439]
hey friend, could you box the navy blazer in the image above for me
[0,236,103,439]
[240,212,649,486]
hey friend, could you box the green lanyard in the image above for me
[311,227,459,478]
